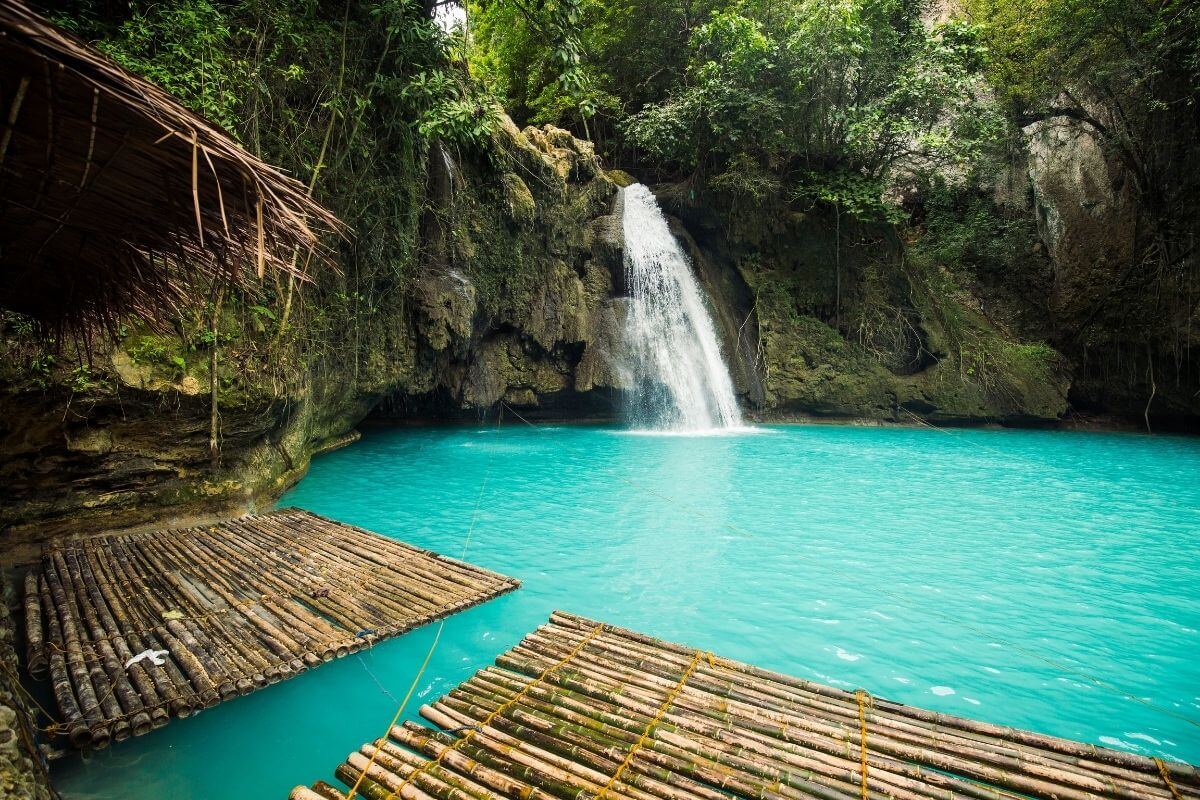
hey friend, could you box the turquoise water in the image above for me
[55,423,1200,799]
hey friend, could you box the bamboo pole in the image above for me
[302,613,1200,800]
[59,549,154,737]
[73,548,171,729]
[40,575,91,748]
[90,542,203,716]
[24,571,46,680]
[41,551,110,747]
[28,509,517,750]
[544,616,1199,796]
[501,635,1126,800]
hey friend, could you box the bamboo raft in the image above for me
[23,508,519,750]
[295,611,1199,800]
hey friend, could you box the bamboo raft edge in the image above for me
[25,508,520,751]
[297,612,1200,800]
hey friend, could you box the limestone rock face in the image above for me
[661,193,1070,426]
[1025,120,1137,321]
[385,122,628,419]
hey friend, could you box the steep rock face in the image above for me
[378,121,628,420]
[0,120,624,545]
[1013,116,1199,425]
[1025,120,1137,286]
[661,193,1069,425]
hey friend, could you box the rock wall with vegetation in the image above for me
[0,116,622,543]
[0,576,52,800]
[472,0,1200,429]
[1,1,625,543]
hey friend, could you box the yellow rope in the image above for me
[0,658,64,735]
[382,623,605,800]
[345,408,505,800]
[856,689,872,800]
[595,649,705,800]
[344,619,445,800]
[1154,758,1184,800]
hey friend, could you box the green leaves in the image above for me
[616,0,1001,208]
[91,1,252,135]
[792,171,901,223]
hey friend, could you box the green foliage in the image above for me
[793,172,902,224]
[910,182,1042,276]
[968,0,1199,115]
[126,334,172,367]
[474,0,1002,219]
[469,0,605,130]
[54,1,254,134]
[967,0,1199,310]
[69,363,111,393]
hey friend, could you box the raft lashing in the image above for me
[23,508,519,750]
[296,611,1199,800]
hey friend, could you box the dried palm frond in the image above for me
[0,1,345,338]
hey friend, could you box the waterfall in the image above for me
[621,183,745,432]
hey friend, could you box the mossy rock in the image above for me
[605,169,637,188]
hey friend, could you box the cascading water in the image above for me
[620,183,745,432]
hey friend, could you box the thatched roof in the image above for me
[0,2,343,336]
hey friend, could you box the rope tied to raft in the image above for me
[856,689,872,800]
[595,648,706,800]
[343,408,510,800]
[378,622,606,800]
[1154,757,1185,800]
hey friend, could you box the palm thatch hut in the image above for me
[0,1,343,337]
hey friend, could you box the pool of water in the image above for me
[55,422,1200,798]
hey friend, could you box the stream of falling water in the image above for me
[621,183,745,432]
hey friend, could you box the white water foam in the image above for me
[620,183,746,433]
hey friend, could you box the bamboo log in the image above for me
[300,612,1200,800]
[266,510,506,603]
[453,669,1000,800]
[115,538,240,699]
[73,549,171,728]
[439,671,926,800]
[40,575,91,748]
[244,515,452,626]
[131,530,308,675]
[512,629,1167,800]
[59,549,153,737]
[91,543,202,716]
[24,571,47,680]
[393,720,647,800]
[41,552,111,747]
[535,620,1196,798]
[196,520,361,655]
[333,759,439,800]
[499,642,1113,800]
[29,509,517,751]
[381,728,550,800]
[550,624,1160,792]
[371,738,513,800]
[154,528,295,683]
[290,787,340,800]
